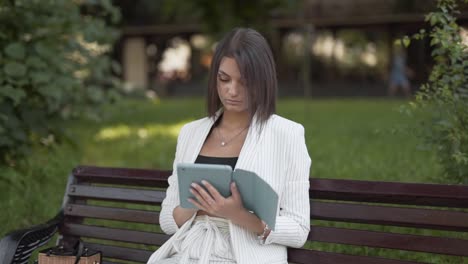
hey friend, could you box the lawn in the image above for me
[72,97,441,181]
[3,97,461,263]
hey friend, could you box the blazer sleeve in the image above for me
[159,125,186,235]
[263,124,311,248]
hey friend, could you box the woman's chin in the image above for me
[223,105,248,113]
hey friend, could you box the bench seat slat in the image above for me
[84,242,152,263]
[68,185,165,204]
[62,223,170,246]
[312,201,468,231]
[312,179,468,207]
[310,226,468,256]
[287,248,423,264]
[65,204,160,224]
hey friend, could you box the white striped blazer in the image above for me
[158,112,311,264]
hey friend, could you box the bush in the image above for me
[406,0,468,183]
[0,0,121,165]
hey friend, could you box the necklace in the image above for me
[215,125,248,147]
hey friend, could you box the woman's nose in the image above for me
[227,82,241,96]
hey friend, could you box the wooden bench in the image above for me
[1,165,468,264]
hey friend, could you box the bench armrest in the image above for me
[0,211,64,264]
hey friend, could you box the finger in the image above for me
[192,181,215,204]
[202,180,223,201]
[188,198,207,211]
[192,183,216,205]
[190,187,208,206]
[231,181,240,200]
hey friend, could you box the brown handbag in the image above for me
[38,240,102,264]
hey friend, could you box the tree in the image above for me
[0,0,121,165]
[160,0,298,37]
[406,0,468,183]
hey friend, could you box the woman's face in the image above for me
[217,57,248,113]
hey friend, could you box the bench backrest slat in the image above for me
[287,248,422,264]
[83,242,153,263]
[62,223,170,245]
[68,185,165,204]
[101,260,125,264]
[310,225,468,256]
[73,166,170,187]
[74,166,468,207]
[312,201,468,231]
[312,179,468,207]
[65,204,159,224]
[58,165,468,264]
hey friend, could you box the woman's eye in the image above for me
[218,77,229,82]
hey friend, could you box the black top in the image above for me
[195,155,238,170]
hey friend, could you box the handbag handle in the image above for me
[73,240,85,264]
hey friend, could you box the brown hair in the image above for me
[207,27,277,125]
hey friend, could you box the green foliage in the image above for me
[160,0,298,37]
[406,0,468,183]
[0,0,122,165]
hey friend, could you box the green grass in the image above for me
[69,97,442,182]
[3,97,464,263]
[279,98,441,182]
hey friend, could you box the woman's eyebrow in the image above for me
[218,70,229,77]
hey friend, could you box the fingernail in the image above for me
[232,182,236,187]
[191,183,196,187]
[201,180,207,185]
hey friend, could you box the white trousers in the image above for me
[148,215,237,264]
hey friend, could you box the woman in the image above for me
[388,46,411,97]
[148,28,311,264]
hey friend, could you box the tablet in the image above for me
[177,163,233,209]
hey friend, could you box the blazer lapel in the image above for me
[186,109,223,163]
[187,118,215,163]
[235,114,264,170]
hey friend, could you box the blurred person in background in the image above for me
[388,44,413,97]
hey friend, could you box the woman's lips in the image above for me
[225,99,241,105]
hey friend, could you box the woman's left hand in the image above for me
[188,180,245,220]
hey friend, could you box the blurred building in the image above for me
[114,0,468,97]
